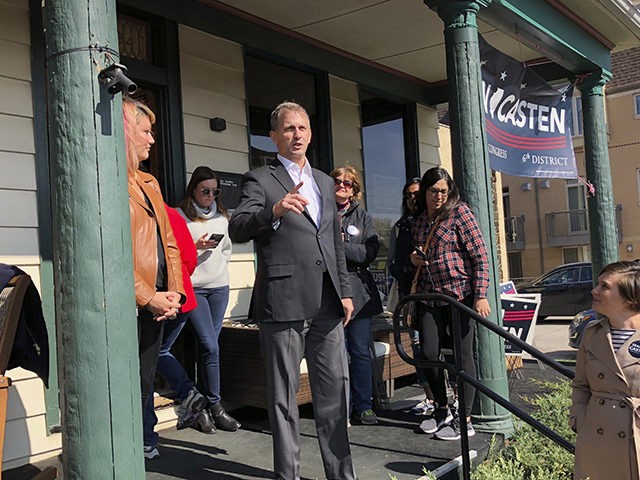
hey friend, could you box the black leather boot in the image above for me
[193,409,216,434]
[209,403,241,432]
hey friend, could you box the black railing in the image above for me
[392,293,575,480]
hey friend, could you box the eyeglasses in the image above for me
[404,191,418,200]
[200,187,221,197]
[333,178,354,189]
[427,187,449,196]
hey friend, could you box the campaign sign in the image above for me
[501,294,541,354]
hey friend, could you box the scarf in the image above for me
[193,200,218,220]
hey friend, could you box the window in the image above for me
[359,91,411,222]
[566,179,587,233]
[635,94,640,118]
[541,266,580,285]
[507,252,523,280]
[245,55,322,170]
[563,246,590,264]
[572,96,583,136]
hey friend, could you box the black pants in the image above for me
[417,297,476,418]
[138,312,164,410]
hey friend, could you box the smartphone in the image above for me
[208,233,225,242]
[413,247,428,261]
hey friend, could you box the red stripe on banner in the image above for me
[504,312,536,322]
[486,122,567,149]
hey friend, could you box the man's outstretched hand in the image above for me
[272,182,308,218]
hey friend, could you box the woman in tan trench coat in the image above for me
[570,260,640,480]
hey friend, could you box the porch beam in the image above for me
[481,0,612,77]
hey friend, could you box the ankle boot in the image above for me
[209,403,241,432]
[193,409,216,434]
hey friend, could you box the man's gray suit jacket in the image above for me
[229,161,352,323]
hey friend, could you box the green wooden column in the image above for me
[43,1,144,478]
[427,0,513,435]
[579,72,619,276]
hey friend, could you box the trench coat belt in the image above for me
[591,391,640,418]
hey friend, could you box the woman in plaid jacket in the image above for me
[408,167,490,441]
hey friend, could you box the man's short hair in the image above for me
[270,101,308,131]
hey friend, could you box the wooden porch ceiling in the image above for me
[210,0,640,92]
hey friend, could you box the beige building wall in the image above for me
[606,89,640,261]
[329,75,363,172]
[0,0,62,470]
[179,26,255,321]
[418,105,441,172]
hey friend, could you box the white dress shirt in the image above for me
[277,154,322,228]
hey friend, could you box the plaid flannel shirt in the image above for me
[410,202,489,305]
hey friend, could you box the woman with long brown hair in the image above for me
[409,167,490,441]
[176,166,240,432]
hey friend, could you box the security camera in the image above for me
[98,63,137,95]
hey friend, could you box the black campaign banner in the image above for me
[480,36,578,179]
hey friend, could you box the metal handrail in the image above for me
[392,293,575,480]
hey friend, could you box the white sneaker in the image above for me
[410,399,435,415]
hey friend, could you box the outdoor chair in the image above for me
[0,274,56,480]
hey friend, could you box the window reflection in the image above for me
[362,118,407,220]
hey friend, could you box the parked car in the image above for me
[568,309,599,349]
[516,262,593,319]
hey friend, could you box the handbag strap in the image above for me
[410,216,441,294]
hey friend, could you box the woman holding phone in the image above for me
[177,166,240,432]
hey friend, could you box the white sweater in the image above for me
[176,206,231,289]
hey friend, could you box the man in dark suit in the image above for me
[229,101,356,480]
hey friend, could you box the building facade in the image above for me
[2,0,639,473]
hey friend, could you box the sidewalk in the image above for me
[6,359,571,480]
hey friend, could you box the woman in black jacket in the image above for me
[330,166,383,425]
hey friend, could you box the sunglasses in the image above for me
[404,191,418,199]
[333,178,354,188]
[427,187,449,196]
[200,187,221,197]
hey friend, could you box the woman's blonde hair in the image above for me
[122,96,155,176]
[329,165,363,200]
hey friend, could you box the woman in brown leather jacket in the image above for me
[123,97,185,420]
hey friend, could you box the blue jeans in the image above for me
[191,286,229,405]
[345,316,372,414]
[143,312,192,447]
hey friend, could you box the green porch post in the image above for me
[579,73,619,275]
[427,0,513,434]
[43,1,144,478]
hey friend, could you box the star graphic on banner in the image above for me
[500,71,507,81]
[561,93,567,102]
[520,83,527,89]
[480,60,487,67]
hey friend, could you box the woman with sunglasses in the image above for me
[409,167,490,441]
[388,177,435,417]
[176,166,240,432]
[330,166,383,425]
